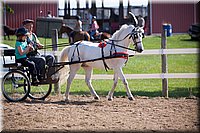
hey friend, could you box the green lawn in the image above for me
[2,34,199,98]
[65,78,199,98]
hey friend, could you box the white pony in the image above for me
[60,13,144,101]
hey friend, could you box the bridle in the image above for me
[107,27,144,51]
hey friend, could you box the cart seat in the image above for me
[2,49,23,68]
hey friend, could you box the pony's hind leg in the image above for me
[117,68,135,100]
[65,64,81,101]
[107,71,118,101]
[83,66,100,100]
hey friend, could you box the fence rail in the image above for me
[74,73,199,80]
[128,48,199,55]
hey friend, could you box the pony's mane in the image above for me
[111,24,134,40]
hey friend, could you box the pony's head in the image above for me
[128,12,144,53]
[129,27,144,53]
[111,24,144,53]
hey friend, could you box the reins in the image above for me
[41,28,142,70]
[41,32,137,52]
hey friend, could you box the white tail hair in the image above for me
[60,46,70,62]
[59,46,70,80]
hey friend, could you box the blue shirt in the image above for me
[15,41,27,59]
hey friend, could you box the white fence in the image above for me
[74,73,199,79]
[42,48,199,80]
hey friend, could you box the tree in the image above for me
[3,3,14,14]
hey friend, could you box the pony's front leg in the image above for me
[65,65,80,101]
[107,72,118,101]
[83,66,100,100]
[118,68,135,100]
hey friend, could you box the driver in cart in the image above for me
[23,19,58,82]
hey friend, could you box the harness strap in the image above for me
[101,45,110,71]
[71,42,81,62]
[113,52,129,65]
[108,33,131,42]
[113,52,129,59]
[110,40,117,56]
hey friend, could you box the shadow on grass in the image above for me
[181,38,200,42]
[69,87,200,98]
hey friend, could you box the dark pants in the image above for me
[30,54,55,77]
[27,53,55,79]
[16,58,37,79]
[29,56,46,79]
[42,54,56,78]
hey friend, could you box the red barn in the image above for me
[3,2,58,32]
[148,1,200,34]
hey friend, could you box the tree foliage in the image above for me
[2,3,14,14]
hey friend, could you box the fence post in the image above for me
[51,29,60,94]
[161,26,168,98]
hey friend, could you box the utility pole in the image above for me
[77,0,80,15]
[119,0,124,25]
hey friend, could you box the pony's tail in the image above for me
[60,46,70,62]
[59,46,70,82]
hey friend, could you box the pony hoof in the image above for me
[108,98,113,101]
[65,98,70,102]
[128,97,135,101]
[94,96,100,100]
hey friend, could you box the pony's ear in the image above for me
[129,12,138,26]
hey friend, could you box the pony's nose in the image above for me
[136,44,144,53]
[138,48,143,53]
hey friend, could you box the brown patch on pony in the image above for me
[59,25,90,43]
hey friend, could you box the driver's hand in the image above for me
[27,44,34,52]
[37,43,43,49]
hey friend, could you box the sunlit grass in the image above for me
[142,34,199,49]
[60,78,199,98]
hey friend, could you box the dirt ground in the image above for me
[1,95,199,133]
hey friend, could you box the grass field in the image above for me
[2,34,199,97]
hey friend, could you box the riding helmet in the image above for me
[22,19,34,25]
[15,27,29,36]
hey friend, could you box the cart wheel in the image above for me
[28,83,52,100]
[1,70,30,102]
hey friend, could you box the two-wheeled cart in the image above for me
[1,49,60,102]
